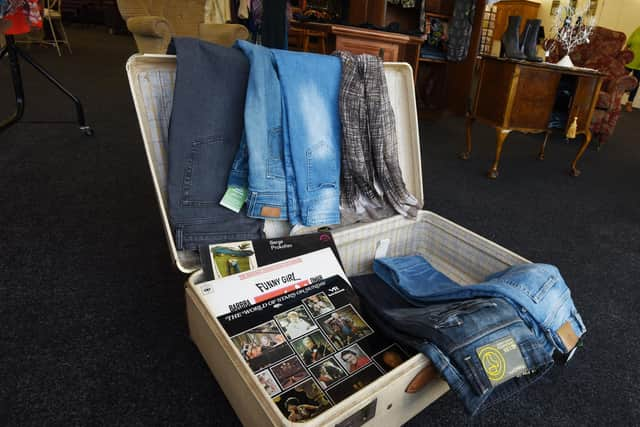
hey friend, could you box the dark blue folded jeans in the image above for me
[351,275,553,415]
[373,256,586,358]
[167,38,264,250]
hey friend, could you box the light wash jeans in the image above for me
[272,49,342,226]
[228,40,288,221]
[229,44,342,226]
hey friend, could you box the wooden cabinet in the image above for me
[289,23,423,80]
[465,56,605,178]
[493,0,540,43]
[334,32,401,61]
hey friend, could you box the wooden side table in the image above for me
[462,56,605,178]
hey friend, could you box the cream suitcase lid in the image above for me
[125,53,424,274]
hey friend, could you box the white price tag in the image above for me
[374,239,390,259]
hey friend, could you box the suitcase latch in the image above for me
[335,398,377,427]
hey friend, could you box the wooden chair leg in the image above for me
[460,116,474,160]
[57,19,72,54]
[538,131,551,160]
[47,16,62,56]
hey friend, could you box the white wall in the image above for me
[597,0,640,36]
[532,0,640,37]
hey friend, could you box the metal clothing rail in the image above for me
[0,34,93,135]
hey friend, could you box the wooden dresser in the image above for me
[463,56,605,178]
[289,22,424,81]
[332,25,423,80]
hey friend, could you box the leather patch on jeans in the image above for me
[405,365,438,393]
[260,206,281,218]
[557,321,579,351]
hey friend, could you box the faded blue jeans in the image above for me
[272,49,342,226]
[228,40,288,221]
[373,256,586,358]
[351,275,553,415]
[229,44,342,226]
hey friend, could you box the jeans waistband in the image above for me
[246,191,288,220]
[174,223,264,250]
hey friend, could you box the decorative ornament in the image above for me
[544,3,595,67]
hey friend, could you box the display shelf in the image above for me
[479,3,497,55]
[419,57,447,63]
[424,11,450,20]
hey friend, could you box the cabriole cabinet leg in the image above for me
[488,128,510,179]
[570,130,592,177]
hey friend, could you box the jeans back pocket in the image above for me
[182,135,224,206]
[503,276,557,304]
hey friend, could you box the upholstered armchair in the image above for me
[116,0,250,54]
[550,26,638,146]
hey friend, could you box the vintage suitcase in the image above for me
[126,54,531,426]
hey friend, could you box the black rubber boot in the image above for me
[521,19,543,62]
[501,16,526,60]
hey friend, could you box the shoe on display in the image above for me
[501,16,527,60]
[520,19,543,62]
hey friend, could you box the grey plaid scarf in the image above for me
[335,51,420,219]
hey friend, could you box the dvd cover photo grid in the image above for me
[217,276,413,422]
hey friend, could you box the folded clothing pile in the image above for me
[351,256,586,414]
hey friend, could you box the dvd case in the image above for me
[199,232,342,280]
[194,248,349,317]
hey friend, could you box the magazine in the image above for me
[217,275,413,422]
[198,232,342,280]
[194,248,348,317]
